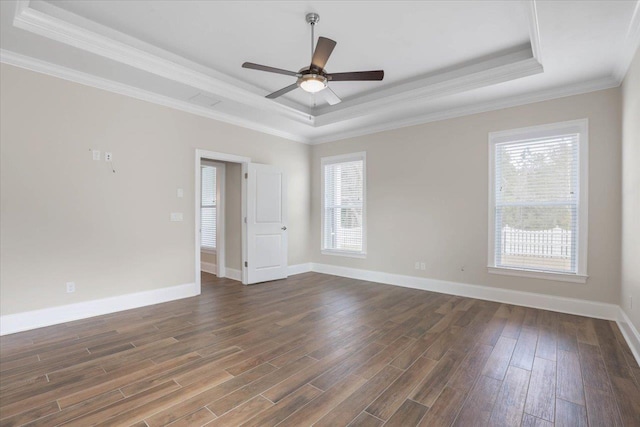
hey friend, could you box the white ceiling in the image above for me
[1,0,638,143]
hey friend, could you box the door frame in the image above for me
[195,149,251,293]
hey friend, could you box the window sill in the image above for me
[322,249,367,259]
[487,266,588,283]
[201,248,217,255]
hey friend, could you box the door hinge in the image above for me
[244,261,248,267]
[244,173,248,179]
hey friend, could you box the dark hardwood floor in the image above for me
[1,272,639,426]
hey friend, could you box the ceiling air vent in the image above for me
[188,93,221,108]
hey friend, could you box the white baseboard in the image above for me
[310,263,619,320]
[207,264,312,283]
[617,308,640,365]
[3,261,637,366]
[226,268,242,282]
[0,282,198,336]
[288,263,312,276]
[310,262,640,364]
[200,262,217,275]
[286,262,638,365]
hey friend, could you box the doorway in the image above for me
[194,149,290,293]
[195,150,250,292]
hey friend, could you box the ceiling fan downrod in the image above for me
[306,13,320,60]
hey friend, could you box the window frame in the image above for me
[321,152,367,258]
[487,119,589,283]
[200,161,224,255]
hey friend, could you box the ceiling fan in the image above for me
[242,13,384,106]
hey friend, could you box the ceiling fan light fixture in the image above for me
[298,74,327,93]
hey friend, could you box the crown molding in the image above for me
[613,0,640,82]
[3,47,618,146]
[12,0,314,124]
[522,0,543,65]
[4,1,628,145]
[13,0,28,16]
[11,0,544,129]
[1,48,618,147]
[0,49,310,144]
[310,75,619,144]
[315,51,543,127]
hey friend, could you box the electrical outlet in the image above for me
[66,282,76,293]
[92,150,101,161]
[420,262,426,271]
[105,152,112,162]
[414,261,420,270]
[170,212,183,222]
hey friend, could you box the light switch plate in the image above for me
[177,188,184,198]
[92,150,101,161]
[170,213,183,222]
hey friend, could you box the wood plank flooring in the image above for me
[1,272,639,426]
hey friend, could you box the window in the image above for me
[322,152,366,257]
[201,164,217,251]
[488,119,588,283]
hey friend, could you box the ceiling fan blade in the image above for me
[266,83,299,99]
[327,70,384,81]
[318,86,342,105]
[242,62,300,77]
[311,37,337,70]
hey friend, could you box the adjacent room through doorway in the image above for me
[198,159,243,281]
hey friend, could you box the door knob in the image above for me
[281,226,287,231]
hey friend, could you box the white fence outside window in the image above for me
[501,226,572,259]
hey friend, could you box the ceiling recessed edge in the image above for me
[309,75,619,145]
[613,0,640,82]
[12,1,316,125]
[0,49,311,144]
[522,0,543,64]
[13,0,29,17]
[314,55,543,127]
[5,0,628,147]
[12,0,550,130]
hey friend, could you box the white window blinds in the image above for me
[322,153,366,255]
[493,133,580,274]
[201,165,216,250]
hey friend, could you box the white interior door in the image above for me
[246,163,288,284]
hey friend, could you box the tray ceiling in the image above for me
[1,0,638,143]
